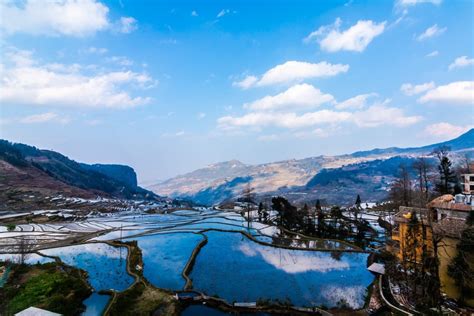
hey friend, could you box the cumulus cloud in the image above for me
[218,110,352,130]
[353,103,423,127]
[119,17,137,33]
[233,61,348,89]
[218,92,421,132]
[305,18,386,52]
[418,81,474,105]
[335,93,377,109]
[400,82,435,96]
[0,0,136,37]
[233,75,258,89]
[448,56,474,70]
[423,122,473,139]
[244,84,334,111]
[417,24,446,41]
[0,48,153,109]
[20,112,70,124]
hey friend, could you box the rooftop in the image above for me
[15,307,61,316]
[427,194,473,212]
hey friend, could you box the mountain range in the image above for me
[148,129,474,206]
[0,140,158,211]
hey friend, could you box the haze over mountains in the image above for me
[148,129,474,206]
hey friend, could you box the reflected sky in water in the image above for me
[190,231,373,308]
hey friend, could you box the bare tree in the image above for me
[242,183,255,229]
[390,164,413,207]
[17,237,33,265]
[413,157,432,207]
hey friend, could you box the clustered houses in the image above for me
[390,171,474,306]
[461,171,474,195]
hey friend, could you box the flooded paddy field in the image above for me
[0,207,381,314]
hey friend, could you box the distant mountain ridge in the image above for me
[149,129,474,205]
[0,140,158,210]
[350,128,474,157]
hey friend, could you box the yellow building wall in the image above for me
[395,221,434,262]
[394,227,474,307]
[438,237,474,307]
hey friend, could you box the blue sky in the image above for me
[0,0,473,183]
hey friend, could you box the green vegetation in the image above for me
[448,213,474,304]
[0,262,91,315]
[6,224,16,232]
[106,282,178,316]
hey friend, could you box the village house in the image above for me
[390,190,473,306]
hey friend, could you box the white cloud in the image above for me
[0,49,153,109]
[119,17,137,33]
[417,24,446,41]
[0,0,137,37]
[244,84,334,111]
[448,56,474,70]
[353,103,422,127]
[218,110,352,130]
[0,0,109,37]
[233,75,258,89]
[335,93,377,109]
[426,50,439,57]
[418,81,474,105]
[305,18,386,52]
[258,61,349,86]
[400,82,435,96]
[197,112,206,120]
[217,9,230,18]
[233,61,349,89]
[396,0,441,7]
[423,122,473,139]
[191,10,198,17]
[20,112,70,124]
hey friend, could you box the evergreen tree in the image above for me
[448,217,474,304]
[433,146,457,195]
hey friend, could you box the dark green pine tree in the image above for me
[434,147,457,194]
[448,214,474,304]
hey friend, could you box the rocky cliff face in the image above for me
[0,140,158,209]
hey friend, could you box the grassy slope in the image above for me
[0,263,91,315]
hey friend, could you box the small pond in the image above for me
[128,232,203,290]
[82,293,110,316]
[40,243,134,291]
